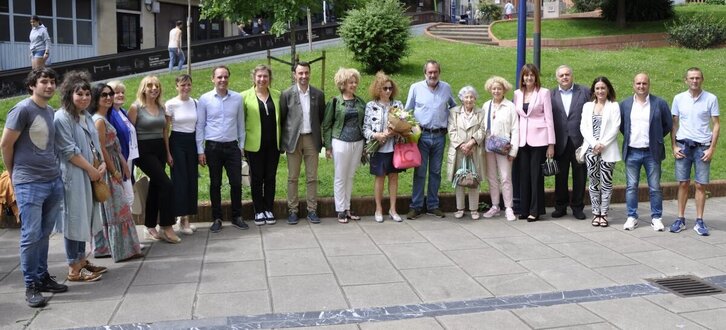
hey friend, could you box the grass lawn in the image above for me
[489,4,726,40]
[2,21,726,201]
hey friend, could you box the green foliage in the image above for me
[667,14,726,49]
[705,0,725,5]
[572,0,603,12]
[338,0,411,73]
[477,2,502,23]
[601,0,674,22]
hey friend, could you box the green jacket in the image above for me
[322,94,366,150]
[241,87,281,152]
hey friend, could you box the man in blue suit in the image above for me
[619,73,672,232]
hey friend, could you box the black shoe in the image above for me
[551,209,566,218]
[427,208,446,218]
[406,209,423,220]
[288,212,299,225]
[39,273,68,293]
[519,214,529,220]
[231,217,249,230]
[307,211,321,224]
[210,219,223,233]
[26,283,47,308]
[572,209,586,220]
[526,215,539,222]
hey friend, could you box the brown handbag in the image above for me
[84,126,110,203]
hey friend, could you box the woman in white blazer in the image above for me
[580,76,621,227]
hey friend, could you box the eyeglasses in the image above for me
[382,87,393,92]
[145,83,159,89]
[101,92,115,98]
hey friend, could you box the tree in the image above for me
[601,0,674,26]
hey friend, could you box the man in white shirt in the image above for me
[168,20,185,72]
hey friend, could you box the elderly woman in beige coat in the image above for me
[447,86,486,219]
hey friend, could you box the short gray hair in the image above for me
[458,85,478,101]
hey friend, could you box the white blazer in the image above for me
[580,100,621,163]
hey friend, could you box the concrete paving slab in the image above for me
[444,248,527,277]
[436,310,530,329]
[700,256,726,272]
[416,228,489,251]
[198,260,267,294]
[194,289,271,318]
[266,248,332,277]
[518,257,616,291]
[512,221,588,244]
[143,233,207,258]
[378,242,454,270]
[262,225,320,250]
[279,325,360,330]
[0,292,39,329]
[360,223,428,245]
[512,304,603,329]
[474,273,556,296]
[207,223,261,240]
[484,236,563,261]
[404,218,463,232]
[644,293,726,313]
[625,249,723,277]
[552,218,606,234]
[548,241,638,268]
[308,219,365,235]
[316,233,382,257]
[203,236,263,263]
[269,274,348,313]
[642,235,726,260]
[342,282,422,308]
[51,263,139,303]
[28,299,119,329]
[110,282,197,325]
[580,297,704,329]
[328,254,402,286]
[358,317,443,330]
[0,248,19,273]
[579,230,664,253]
[0,263,67,294]
[550,323,618,330]
[681,308,726,329]
[592,264,665,285]
[458,219,527,239]
[400,266,492,302]
[131,256,202,286]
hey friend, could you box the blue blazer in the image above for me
[619,95,672,162]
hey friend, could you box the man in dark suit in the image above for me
[279,61,325,225]
[551,65,590,219]
[619,72,672,232]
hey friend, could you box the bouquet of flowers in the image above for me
[388,106,418,138]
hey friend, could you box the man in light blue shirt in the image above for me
[196,65,247,233]
[669,67,720,236]
[405,60,456,219]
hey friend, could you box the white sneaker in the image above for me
[651,217,665,232]
[623,217,638,231]
[374,212,384,223]
[454,210,465,219]
[483,206,500,218]
[471,211,480,220]
[505,208,516,221]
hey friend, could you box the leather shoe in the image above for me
[231,217,249,230]
[551,209,566,218]
[572,209,586,220]
[288,212,299,225]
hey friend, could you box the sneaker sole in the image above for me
[651,225,664,232]
[27,298,48,308]
[694,227,710,236]
[624,223,638,231]
[670,226,685,233]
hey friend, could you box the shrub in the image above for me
[572,0,603,12]
[601,0,674,22]
[478,2,502,23]
[705,0,725,5]
[667,14,726,49]
[338,0,411,73]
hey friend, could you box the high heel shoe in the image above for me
[389,210,403,222]
[374,212,384,223]
[158,228,181,244]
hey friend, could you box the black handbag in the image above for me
[541,158,559,177]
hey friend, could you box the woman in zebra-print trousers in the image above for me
[580,77,621,227]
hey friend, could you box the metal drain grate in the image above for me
[648,275,724,297]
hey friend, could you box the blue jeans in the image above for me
[410,132,445,211]
[168,48,185,71]
[625,148,663,219]
[64,238,86,265]
[675,141,710,184]
[15,177,64,286]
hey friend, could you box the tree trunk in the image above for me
[616,0,626,28]
[289,24,297,71]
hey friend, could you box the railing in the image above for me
[687,0,707,3]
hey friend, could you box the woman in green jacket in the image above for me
[322,67,366,223]
[242,64,281,225]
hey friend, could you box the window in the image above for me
[0,0,9,13]
[116,0,140,11]
[77,20,91,44]
[0,14,8,41]
[13,0,30,14]
[57,0,73,18]
[77,0,91,19]
[36,0,53,16]
[56,19,73,44]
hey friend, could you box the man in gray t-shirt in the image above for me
[1,68,67,308]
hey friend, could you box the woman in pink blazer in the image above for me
[513,64,555,221]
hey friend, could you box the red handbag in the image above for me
[393,143,422,169]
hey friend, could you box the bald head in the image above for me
[633,73,650,100]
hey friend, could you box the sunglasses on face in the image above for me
[101,92,115,98]
[382,87,393,92]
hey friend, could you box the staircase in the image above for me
[426,23,498,46]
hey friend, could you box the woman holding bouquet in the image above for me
[363,72,405,223]
[322,68,366,223]
[446,86,486,220]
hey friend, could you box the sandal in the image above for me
[592,215,601,227]
[599,215,609,227]
[346,210,361,221]
[337,212,349,224]
[67,268,102,282]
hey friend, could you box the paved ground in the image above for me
[1,197,726,329]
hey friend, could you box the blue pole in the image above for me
[515,0,527,88]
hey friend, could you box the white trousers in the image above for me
[332,139,363,213]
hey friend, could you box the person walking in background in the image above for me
[504,0,515,20]
[53,72,105,281]
[29,16,50,69]
[551,65,590,220]
[405,60,456,219]
[514,63,555,222]
[242,65,281,226]
[196,66,247,233]
[1,68,67,307]
[90,82,143,261]
[165,74,199,235]
[620,73,672,232]
[446,86,485,220]
[168,20,185,72]
[670,67,720,236]
[128,76,180,243]
[482,76,519,221]
[580,77,621,227]
[363,71,405,223]
[280,62,325,225]
[322,67,366,224]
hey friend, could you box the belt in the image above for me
[207,140,237,146]
[421,126,447,134]
[629,146,649,151]
[676,139,709,148]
